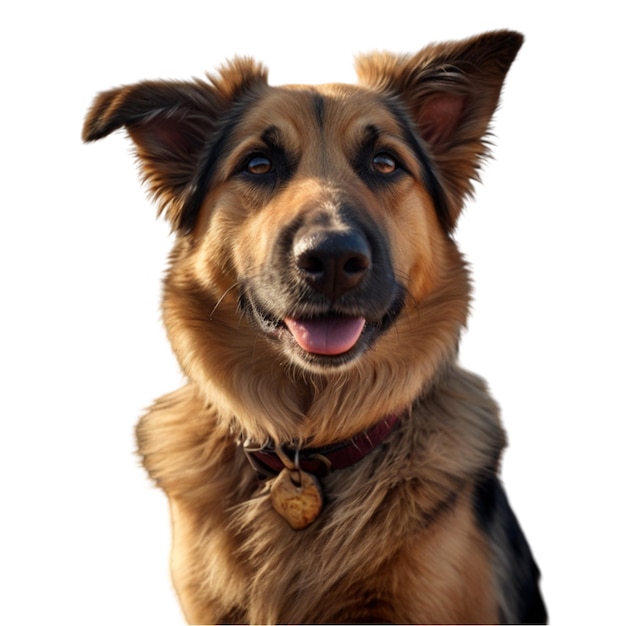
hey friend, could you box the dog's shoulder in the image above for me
[136,385,253,499]
[473,474,548,624]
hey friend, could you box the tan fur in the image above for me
[84,30,545,624]
[138,369,504,623]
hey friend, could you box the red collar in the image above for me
[243,413,400,478]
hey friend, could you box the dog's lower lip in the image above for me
[284,315,366,356]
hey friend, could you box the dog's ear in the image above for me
[356,30,523,230]
[82,58,268,232]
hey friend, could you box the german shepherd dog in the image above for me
[83,30,547,624]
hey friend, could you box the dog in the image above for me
[83,30,547,624]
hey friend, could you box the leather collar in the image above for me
[243,413,401,478]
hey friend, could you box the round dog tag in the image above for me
[270,468,323,530]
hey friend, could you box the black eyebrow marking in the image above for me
[358,124,394,161]
[362,123,381,145]
[260,125,282,149]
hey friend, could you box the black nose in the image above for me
[293,228,371,299]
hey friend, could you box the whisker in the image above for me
[210,282,242,320]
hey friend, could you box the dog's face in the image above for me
[191,83,449,373]
[83,31,522,441]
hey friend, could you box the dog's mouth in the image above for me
[241,294,404,369]
[283,315,366,356]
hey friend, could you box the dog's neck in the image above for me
[242,412,401,478]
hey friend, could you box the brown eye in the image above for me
[372,152,397,175]
[246,155,273,175]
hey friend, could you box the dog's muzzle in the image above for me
[241,208,404,369]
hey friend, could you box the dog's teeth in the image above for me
[284,316,365,355]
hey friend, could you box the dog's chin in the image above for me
[241,296,404,374]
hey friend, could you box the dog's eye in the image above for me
[246,155,273,175]
[372,152,397,175]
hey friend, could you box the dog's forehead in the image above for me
[233,82,402,140]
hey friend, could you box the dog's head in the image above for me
[83,31,522,441]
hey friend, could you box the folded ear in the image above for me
[82,58,268,232]
[356,30,523,230]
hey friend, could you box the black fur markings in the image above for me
[239,125,299,189]
[352,124,409,190]
[384,99,452,232]
[313,94,325,128]
[473,475,548,624]
[181,97,258,233]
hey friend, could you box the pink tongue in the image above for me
[284,316,366,355]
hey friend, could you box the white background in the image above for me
[1,2,624,623]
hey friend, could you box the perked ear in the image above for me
[82,58,268,232]
[356,30,523,230]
